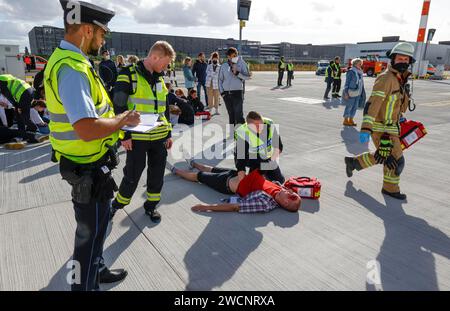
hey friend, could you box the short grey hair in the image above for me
[352,58,363,67]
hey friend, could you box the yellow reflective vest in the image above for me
[116,64,171,141]
[235,118,274,160]
[0,74,32,104]
[44,47,118,164]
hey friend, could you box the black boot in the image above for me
[145,207,161,223]
[110,200,125,221]
[382,189,407,200]
[99,267,128,284]
[345,157,355,177]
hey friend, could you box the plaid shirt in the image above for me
[238,191,279,213]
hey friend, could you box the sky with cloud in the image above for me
[0,0,449,50]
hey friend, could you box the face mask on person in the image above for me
[231,56,239,64]
[392,62,409,73]
[104,55,110,61]
[212,60,218,65]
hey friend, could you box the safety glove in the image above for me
[374,133,393,164]
[385,155,399,171]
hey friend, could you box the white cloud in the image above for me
[264,9,293,26]
[382,13,407,24]
[0,0,60,22]
[310,2,335,12]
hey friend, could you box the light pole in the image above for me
[237,0,252,53]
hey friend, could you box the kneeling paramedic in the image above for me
[45,1,141,291]
[235,111,285,184]
[111,41,175,222]
[0,74,35,135]
[345,42,415,200]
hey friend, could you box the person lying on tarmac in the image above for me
[166,160,301,213]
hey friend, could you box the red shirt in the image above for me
[237,170,282,199]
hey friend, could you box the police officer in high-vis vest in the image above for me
[45,0,140,291]
[0,74,35,134]
[286,61,294,87]
[235,111,285,184]
[110,41,175,222]
[331,56,342,98]
[277,56,286,87]
[323,60,334,100]
[345,42,415,200]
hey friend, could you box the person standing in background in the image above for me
[205,52,221,115]
[218,47,250,127]
[323,60,334,100]
[286,61,294,87]
[192,52,208,104]
[331,56,342,99]
[342,58,366,126]
[99,49,118,96]
[277,56,286,87]
[183,57,195,94]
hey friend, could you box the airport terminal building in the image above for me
[28,26,345,63]
[29,27,450,67]
[340,36,450,67]
[28,26,261,60]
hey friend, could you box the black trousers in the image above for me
[0,127,37,144]
[223,91,244,126]
[197,167,238,195]
[324,79,333,98]
[71,198,111,291]
[197,165,285,195]
[332,79,341,95]
[116,139,167,210]
[287,71,293,86]
[66,156,116,291]
[15,89,35,134]
[0,108,15,127]
[277,70,285,86]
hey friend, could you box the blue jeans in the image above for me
[197,82,208,105]
[343,95,361,118]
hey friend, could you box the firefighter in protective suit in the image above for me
[345,42,415,200]
[110,41,175,222]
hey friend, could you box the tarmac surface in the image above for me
[0,71,449,291]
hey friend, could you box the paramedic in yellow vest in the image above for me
[345,42,415,200]
[0,74,35,135]
[235,111,285,184]
[277,56,286,87]
[45,1,140,291]
[111,41,175,222]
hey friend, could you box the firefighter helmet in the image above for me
[386,42,416,64]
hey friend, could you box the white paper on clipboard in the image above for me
[121,114,163,133]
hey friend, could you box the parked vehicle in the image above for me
[347,55,388,77]
[20,54,47,71]
[315,60,329,76]
[427,63,437,75]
